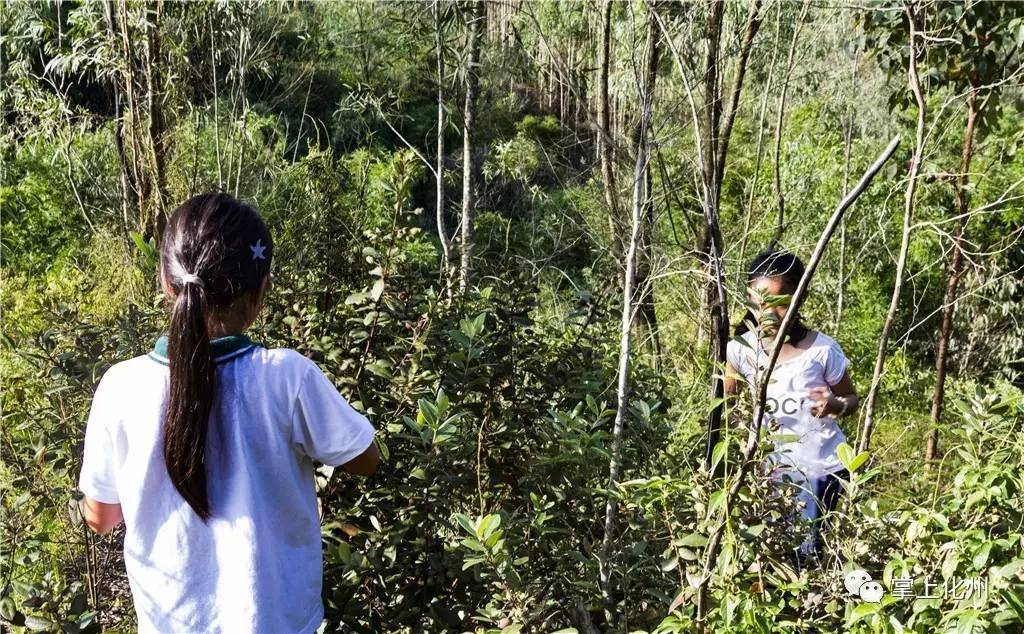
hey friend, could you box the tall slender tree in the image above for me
[633,4,661,363]
[858,0,1023,454]
[436,0,453,282]
[598,3,657,623]
[459,0,484,292]
[597,0,623,263]
[769,0,809,247]
[860,1,927,453]
[926,88,978,461]
[142,0,168,235]
[925,2,1021,460]
[655,0,763,471]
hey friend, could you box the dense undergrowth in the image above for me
[3,145,1022,631]
[4,1,1024,632]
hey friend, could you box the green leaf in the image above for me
[678,533,708,548]
[835,442,870,472]
[942,548,959,580]
[454,513,475,535]
[711,440,727,470]
[0,597,16,621]
[669,589,688,613]
[973,543,992,570]
[1002,587,1024,621]
[837,442,854,469]
[761,293,792,309]
[477,513,501,540]
[846,451,869,473]
[418,399,438,426]
[345,291,370,305]
[849,601,881,623]
[370,278,385,302]
[365,359,392,378]
[462,556,485,570]
[708,490,727,517]
[335,541,351,563]
[770,434,802,444]
[731,334,753,350]
[24,616,55,632]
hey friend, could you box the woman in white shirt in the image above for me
[724,248,859,560]
[78,193,380,633]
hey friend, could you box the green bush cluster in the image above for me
[4,1,1023,630]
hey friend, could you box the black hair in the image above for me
[159,192,273,520]
[734,248,811,344]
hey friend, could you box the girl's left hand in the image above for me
[807,386,836,417]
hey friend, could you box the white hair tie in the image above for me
[180,273,202,286]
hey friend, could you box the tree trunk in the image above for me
[714,0,762,199]
[459,1,484,293]
[230,10,249,199]
[598,8,656,625]
[837,110,854,326]
[691,0,726,471]
[926,88,979,462]
[738,2,781,285]
[356,4,371,84]
[700,0,762,471]
[143,0,168,238]
[705,2,760,459]
[116,1,149,233]
[653,0,761,471]
[103,0,137,236]
[209,12,224,188]
[858,4,926,453]
[837,52,858,328]
[769,0,810,248]
[704,26,733,474]
[634,6,661,363]
[598,0,624,262]
[436,0,452,282]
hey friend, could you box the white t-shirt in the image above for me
[78,336,375,634]
[726,330,850,477]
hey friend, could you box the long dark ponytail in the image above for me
[160,193,273,520]
[735,248,810,344]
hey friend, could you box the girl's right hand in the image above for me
[807,386,836,418]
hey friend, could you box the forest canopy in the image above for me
[2,1,1023,632]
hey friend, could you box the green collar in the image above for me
[149,334,258,366]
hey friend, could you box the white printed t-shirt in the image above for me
[726,330,850,478]
[78,335,375,634]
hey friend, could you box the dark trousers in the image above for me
[799,468,849,560]
[817,468,849,517]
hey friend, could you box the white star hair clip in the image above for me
[250,239,267,261]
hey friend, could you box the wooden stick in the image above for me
[755,134,902,423]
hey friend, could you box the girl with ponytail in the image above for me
[724,248,859,562]
[78,193,379,633]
